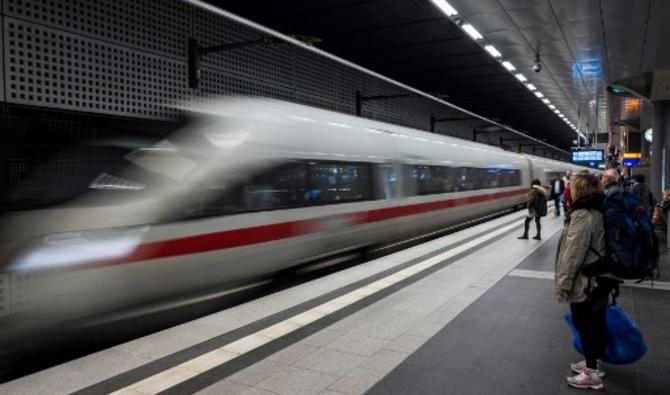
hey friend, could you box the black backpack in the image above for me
[536,192,548,217]
[584,191,659,280]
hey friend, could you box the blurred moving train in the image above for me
[0,97,591,344]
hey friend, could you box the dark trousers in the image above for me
[552,196,561,215]
[523,215,541,236]
[570,278,618,369]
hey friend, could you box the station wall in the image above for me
[0,0,484,134]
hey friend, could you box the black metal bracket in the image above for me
[499,137,528,149]
[188,35,321,89]
[429,115,476,133]
[472,127,502,142]
[518,143,540,153]
[500,136,528,152]
[355,91,419,116]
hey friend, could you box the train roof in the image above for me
[183,97,581,170]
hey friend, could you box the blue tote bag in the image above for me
[565,303,647,364]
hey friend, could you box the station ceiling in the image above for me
[211,0,669,150]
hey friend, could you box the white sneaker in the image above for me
[566,366,605,390]
[570,360,606,378]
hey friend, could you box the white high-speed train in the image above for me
[0,97,591,343]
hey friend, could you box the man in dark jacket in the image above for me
[518,179,547,240]
[550,173,565,216]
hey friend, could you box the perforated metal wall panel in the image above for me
[3,0,190,58]
[0,2,5,102]
[0,274,8,316]
[0,0,546,151]
[4,17,188,118]
[10,272,36,313]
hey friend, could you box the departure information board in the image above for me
[571,150,604,162]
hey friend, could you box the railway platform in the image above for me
[2,212,669,395]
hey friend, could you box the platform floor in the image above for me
[2,212,669,395]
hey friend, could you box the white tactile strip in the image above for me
[0,212,563,395]
[508,268,670,291]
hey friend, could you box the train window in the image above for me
[402,165,521,196]
[246,162,309,210]
[307,162,372,204]
[189,162,309,216]
[376,164,400,199]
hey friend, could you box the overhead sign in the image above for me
[571,150,604,162]
[623,158,641,166]
[571,149,605,169]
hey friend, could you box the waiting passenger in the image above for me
[601,169,620,197]
[550,173,566,216]
[518,179,546,240]
[653,189,670,233]
[555,173,618,390]
[562,171,572,214]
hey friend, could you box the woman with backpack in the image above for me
[555,173,619,390]
[518,178,546,240]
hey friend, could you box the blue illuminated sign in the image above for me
[623,158,641,167]
[571,150,603,162]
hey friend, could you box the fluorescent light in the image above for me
[526,83,537,91]
[548,104,556,109]
[429,0,458,16]
[502,61,516,71]
[515,73,527,82]
[462,24,483,40]
[534,91,544,98]
[484,45,501,57]
[559,114,566,118]
[554,109,561,114]
[542,98,550,104]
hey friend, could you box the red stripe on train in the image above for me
[99,188,527,267]
[351,188,526,224]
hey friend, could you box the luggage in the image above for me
[536,194,548,217]
[565,303,647,365]
[585,191,659,280]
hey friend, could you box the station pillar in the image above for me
[651,101,670,199]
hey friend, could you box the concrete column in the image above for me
[651,101,670,199]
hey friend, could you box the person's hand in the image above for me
[556,286,570,299]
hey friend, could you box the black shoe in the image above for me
[532,235,541,240]
[518,235,529,240]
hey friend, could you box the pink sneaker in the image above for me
[570,360,606,378]
[566,366,605,390]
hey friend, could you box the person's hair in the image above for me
[571,173,603,201]
[634,174,645,183]
[603,168,619,183]
[531,178,541,186]
[663,189,670,201]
